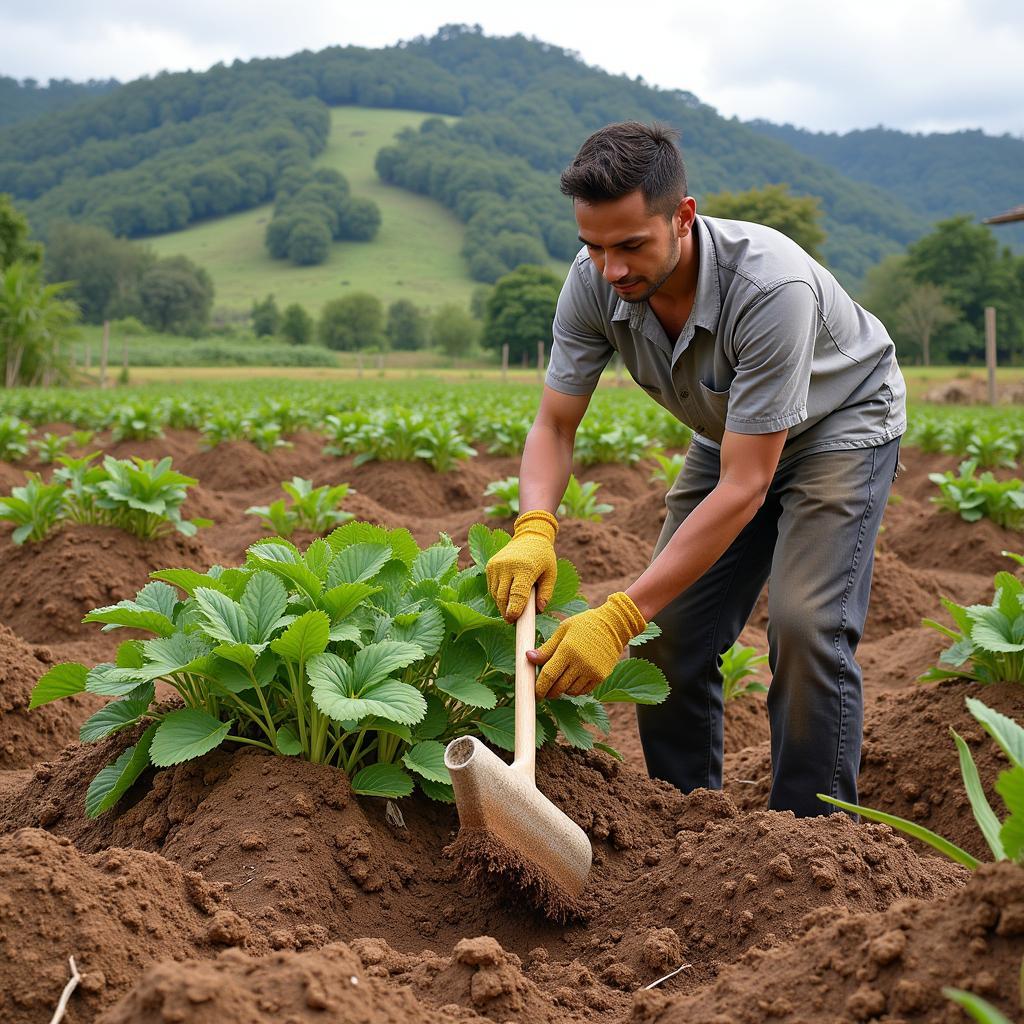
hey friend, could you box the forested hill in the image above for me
[746,121,1024,249]
[0,76,121,127]
[0,26,1011,286]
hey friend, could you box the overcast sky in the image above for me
[1,1,1021,137]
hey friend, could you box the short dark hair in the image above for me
[559,121,687,217]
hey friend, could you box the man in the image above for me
[485,121,905,817]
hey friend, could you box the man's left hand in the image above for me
[527,592,647,700]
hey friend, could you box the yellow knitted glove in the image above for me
[530,592,647,700]
[485,510,559,620]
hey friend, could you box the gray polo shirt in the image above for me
[546,214,906,463]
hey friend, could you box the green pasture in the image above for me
[147,107,475,315]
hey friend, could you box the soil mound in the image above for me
[97,941,470,1024]
[178,441,282,492]
[862,551,946,639]
[557,521,652,583]
[882,496,1024,576]
[344,458,489,519]
[590,798,966,978]
[99,428,197,466]
[0,828,260,1024]
[859,679,1024,860]
[637,860,1024,1024]
[353,934,604,1022]
[0,524,218,642]
[0,623,101,768]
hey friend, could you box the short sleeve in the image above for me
[724,282,818,435]
[544,259,614,396]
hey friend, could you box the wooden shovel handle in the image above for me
[512,587,537,781]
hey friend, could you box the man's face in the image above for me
[575,190,684,302]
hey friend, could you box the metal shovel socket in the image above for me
[443,587,593,900]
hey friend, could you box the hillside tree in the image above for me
[318,292,384,350]
[483,264,562,363]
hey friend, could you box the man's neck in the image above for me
[648,225,700,335]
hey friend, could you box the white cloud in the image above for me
[0,0,1021,136]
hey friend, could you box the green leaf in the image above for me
[314,678,427,726]
[567,694,611,734]
[467,523,510,568]
[970,608,1024,653]
[628,621,663,647]
[85,723,158,818]
[212,642,264,671]
[995,765,1024,861]
[438,600,503,636]
[86,663,149,697]
[413,693,449,740]
[29,662,88,708]
[150,568,226,598]
[82,603,175,637]
[351,762,414,798]
[241,571,288,643]
[351,640,424,689]
[817,795,980,869]
[115,640,146,669]
[592,659,669,705]
[270,610,331,664]
[359,717,413,743]
[328,622,363,645]
[149,709,233,767]
[402,740,451,783]
[327,543,391,585]
[418,777,456,802]
[548,559,581,610]
[390,605,445,657]
[141,632,214,677]
[193,587,250,644]
[475,705,546,752]
[942,988,1014,1024]
[951,728,1006,859]
[412,542,459,584]
[304,538,334,579]
[321,582,379,622]
[475,624,516,674]
[547,699,594,749]
[438,636,487,679]
[434,674,497,709]
[594,741,624,761]
[967,697,1024,769]
[327,522,419,566]
[79,700,151,743]
[275,724,302,756]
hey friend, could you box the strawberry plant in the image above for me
[921,555,1024,685]
[321,411,374,457]
[200,412,249,448]
[720,642,769,702]
[576,422,651,466]
[483,477,521,519]
[413,422,476,472]
[111,403,165,441]
[0,415,30,462]
[30,431,83,464]
[966,428,1018,470]
[247,421,292,453]
[482,417,532,457]
[821,696,1024,870]
[560,474,612,521]
[31,523,669,813]
[648,448,686,488]
[930,461,1024,530]
[246,477,355,537]
[0,473,65,543]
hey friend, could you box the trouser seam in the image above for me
[827,443,878,799]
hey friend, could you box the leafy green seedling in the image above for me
[720,642,769,702]
[246,477,355,537]
[560,474,612,522]
[0,473,65,543]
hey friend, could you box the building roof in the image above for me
[983,205,1024,225]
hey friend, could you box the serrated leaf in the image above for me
[270,610,331,664]
[304,538,334,579]
[275,724,302,756]
[475,623,516,674]
[241,571,288,643]
[328,622,363,645]
[85,723,158,818]
[149,709,233,767]
[547,559,581,610]
[418,777,455,802]
[566,694,611,734]
[412,543,459,584]
[313,677,427,726]
[79,699,151,743]
[30,662,88,708]
[970,608,1024,653]
[996,765,1024,860]
[86,663,150,697]
[150,568,226,598]
[390,605,445,658]
[628,621,663,647]
[327,543,391,585]
[351,762,414,798]
[438,600,503,636]
[438,636,487,679]
[592,659,669,705]
[546,699,594,749]
[141,632,214,677]
[351,640,424,689]
[402,740,451,783]
[475,705,546,751]
[193,587,250,644]
[467,523,510,568]
[320,581,379,622]
[327,522,418,566]
[115,640,146,669]
[83,604,175,637]
[213,642,265,671]
[434,674,497,708]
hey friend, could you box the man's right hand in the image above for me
[486,509,559,621]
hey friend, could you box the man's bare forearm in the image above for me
[626,481,765,621]
[519,421,575,514]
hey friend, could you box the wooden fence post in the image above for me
[501,343,509,383]
[99,320,110,389]
[985,306,997,405]
[537,340,544,382]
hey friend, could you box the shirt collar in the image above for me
[609,214,722,343]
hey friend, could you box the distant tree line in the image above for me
[0,75,120,128]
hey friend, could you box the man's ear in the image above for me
[675,196,697,237]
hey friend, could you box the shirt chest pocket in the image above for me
[697,380,731,442]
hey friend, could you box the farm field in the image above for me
[0,381,1022,1022]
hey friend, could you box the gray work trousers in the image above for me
[636,437,900,817]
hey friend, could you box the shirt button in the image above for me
[680,389,689,398]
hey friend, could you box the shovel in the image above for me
[443,587,593,918]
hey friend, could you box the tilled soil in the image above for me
[0,430,1022,1023]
